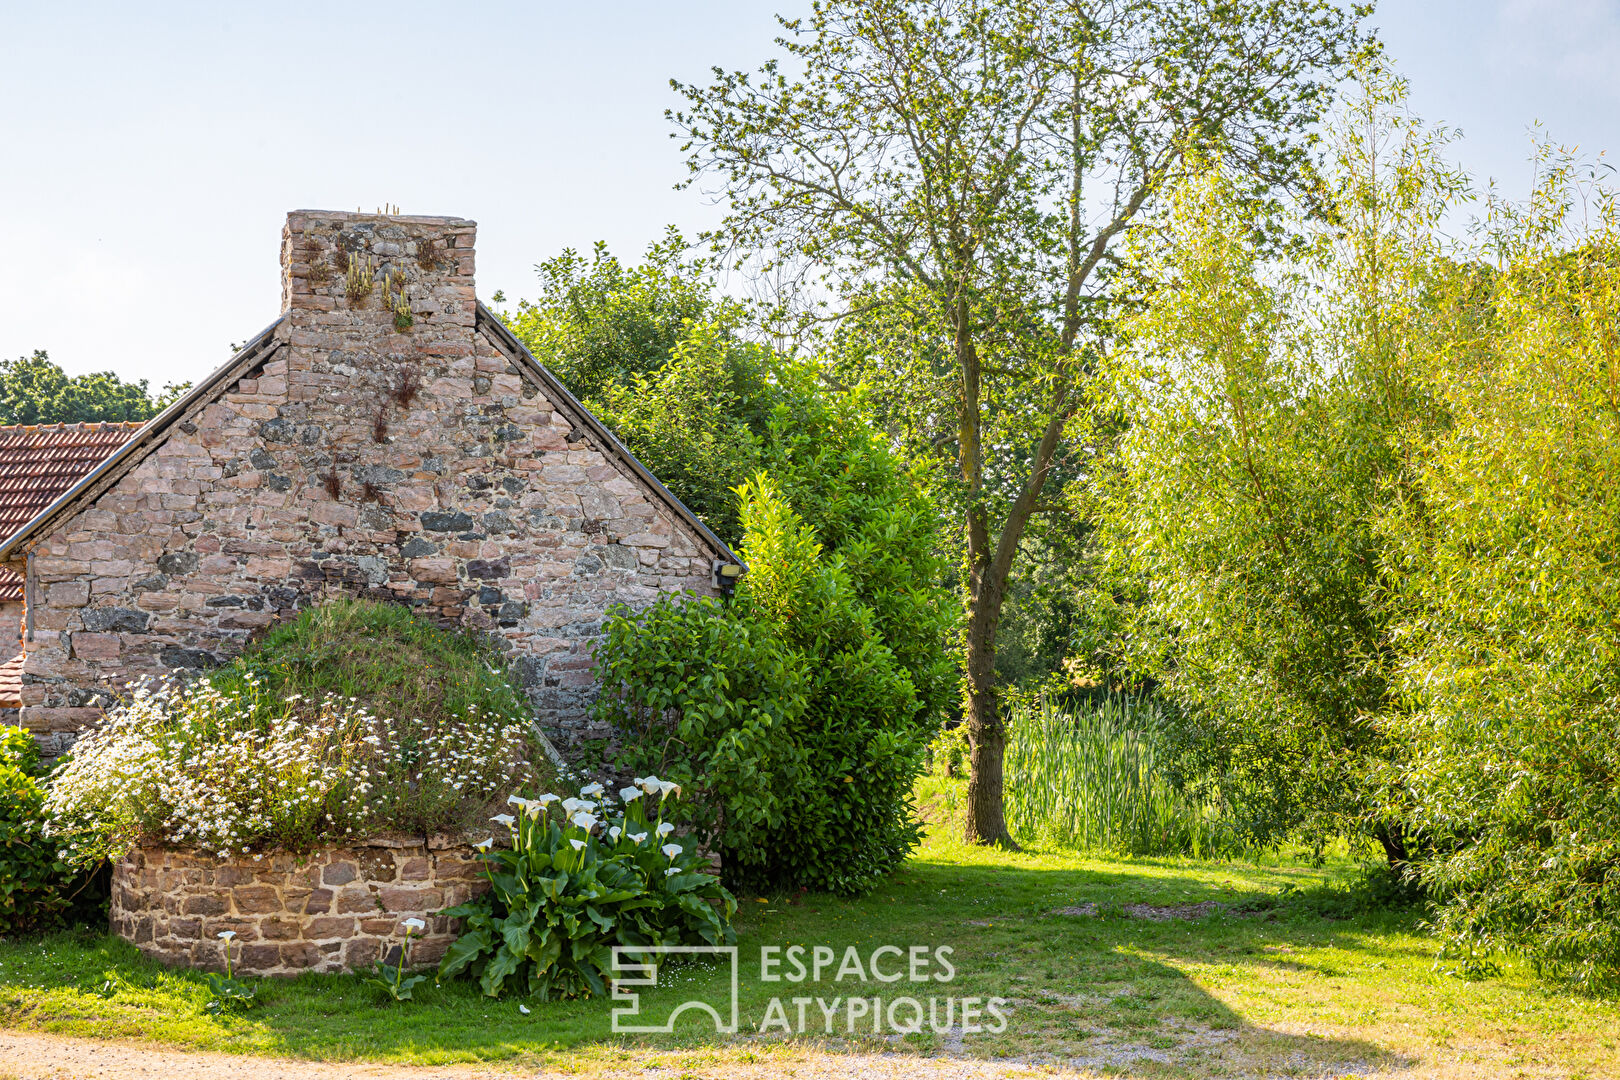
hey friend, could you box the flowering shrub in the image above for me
[438,775,735,1000]
[45,674,536,863]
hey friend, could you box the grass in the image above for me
[1003,697,1234,858]
[214,596,535,728]
[0,778,1616,1077]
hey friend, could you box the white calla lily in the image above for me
[537,793,560,807]
[569,838,586,851]
[491,813,516,827]
[619,786,643,802]
[629,832,648,844]
[580,782,605,797]
[656,821,675,837]
[661,842,682,859]
[474,837,494,851]
[571,812,598,831]
[402,917,426,933]
[664,867,681,877]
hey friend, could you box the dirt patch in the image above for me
[1122,901,1225,921]
[0,1031,1090,1080]
[1050,901,1227,921]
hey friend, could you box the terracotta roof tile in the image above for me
[0,422,144,602]
[0,652,22,708]
[0,421,145,536]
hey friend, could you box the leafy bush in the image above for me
[438,777,735,999]
[1092,77,1457,858]
[46,599,543,862]
[0,726,88,933]
[595,472,945,896]
[1004,698,1239,858]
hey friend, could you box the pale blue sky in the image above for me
[2,1,1617,386]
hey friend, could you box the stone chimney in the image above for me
[278,211,478,398]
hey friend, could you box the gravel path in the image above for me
[0,1032,1077,1080]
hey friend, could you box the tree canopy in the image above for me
[672,0,1374,845]
[0,351,187,426]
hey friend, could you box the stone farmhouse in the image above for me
[0,210,740,757]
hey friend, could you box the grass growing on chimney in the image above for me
[210,596,534,735]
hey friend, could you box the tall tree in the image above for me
[0,351,187,425]
[672,0,1372,844]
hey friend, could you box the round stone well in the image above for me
[109,834,487,976]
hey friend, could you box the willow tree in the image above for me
[672,0,1371,845]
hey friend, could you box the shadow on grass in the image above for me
[0,844,1416,1077]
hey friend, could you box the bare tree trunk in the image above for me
[961,490,1019,847]
[963,583,1016,847]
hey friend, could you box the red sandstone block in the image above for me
[232,885,281,915]
[68,633,121,660]
[302,917,356,940]
[378,885,443,913]
[278,942,322,969]
[335,889,376,915]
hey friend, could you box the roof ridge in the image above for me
[0,420,150,433]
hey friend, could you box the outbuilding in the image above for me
[0,210,738,757]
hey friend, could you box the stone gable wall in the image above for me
[111,837,485,975]
[14,211,720,756]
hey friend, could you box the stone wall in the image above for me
[110,836,486,976]
[12,211,724,753]
[0,600,20,655]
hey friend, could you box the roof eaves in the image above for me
[0,317,287,565]
[474,303,742,566]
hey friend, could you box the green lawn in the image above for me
[1,778,1615,1078]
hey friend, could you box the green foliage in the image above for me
[437,782,735,1000]
[593,447,952,896]
[0,350,188,425]
[1004,698,1239,859]
[0,726,86,934]
[365,923,429,1002]
[673,0,1373,845]
[499,228,828,546]
[1382,161,1620,990]
[1093,74,1462,853]
[594,320,776,542]
[500,228,723,406]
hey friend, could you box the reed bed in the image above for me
[1005,696,1237,858]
